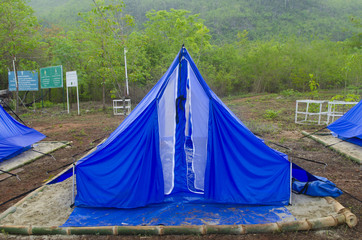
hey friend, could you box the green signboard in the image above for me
[40,65,63,89]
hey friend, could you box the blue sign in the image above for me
[8,71,39,91]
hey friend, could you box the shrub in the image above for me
[263,109,280,120]
[331,94,360,102]
[280,89,301,97]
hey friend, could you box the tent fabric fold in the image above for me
[75,47,292,209]
[291,163,342,198]
[0,105,45,162]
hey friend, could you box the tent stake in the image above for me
[0,169,21,181]
[31,149,56,160]
[46,163,71,174]
[299,126,327,139]
[324,138,350,148]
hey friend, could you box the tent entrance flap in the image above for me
[158,65,178,195]
[184,60,209,194]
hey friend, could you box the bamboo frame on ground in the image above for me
[0,183,358,236]
[0,204,358,236]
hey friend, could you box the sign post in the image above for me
[12,58,18,113]
[124,47,129,96]
[66,71,79,115]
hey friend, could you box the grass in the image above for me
[223,92,267,101]
[244,121,281,136]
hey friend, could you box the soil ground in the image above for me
[0,94,361,240]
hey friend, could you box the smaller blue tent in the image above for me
[327,100,362,146]
[0,105,45,162]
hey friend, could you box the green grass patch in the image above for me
[263,109,281,120]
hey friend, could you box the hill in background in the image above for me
[29,0,362,42]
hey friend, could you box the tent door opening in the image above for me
[158,58,209,196]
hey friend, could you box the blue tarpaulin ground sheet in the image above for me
[62,201,295,227]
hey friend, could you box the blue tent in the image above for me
[327,100,362,146]
[0,105,45,162]
[74,47,292,209]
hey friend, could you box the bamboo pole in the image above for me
[325,196,358,227]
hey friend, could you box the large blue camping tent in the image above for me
[74,46,292,209]
[0,105,45,162]
[327,100,362,146]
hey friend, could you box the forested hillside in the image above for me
[28,0,92,30]
[29,0,361,42]
[123,0,361,42]
[0,0,360,107]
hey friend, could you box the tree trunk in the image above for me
[13,58,19,114]
[102,79,106,110]
[15,72,19,114]
[102,41,106,111]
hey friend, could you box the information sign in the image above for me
[66,71,80,115]
[40,66,63,89]
[8,71,39,91]
[66,71,78,87]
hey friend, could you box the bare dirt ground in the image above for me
[0,95,361,240]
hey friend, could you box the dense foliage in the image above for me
[0,0,360,104]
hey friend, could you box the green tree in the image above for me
[142,9,211,80]
[0,0,40,112]
[78,0,133,108]
[120,9,212,101]
[346,16,361,49]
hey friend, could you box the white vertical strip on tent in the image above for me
[184,63,201,193]
[158,66,178,195]
[187,61,209,192]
